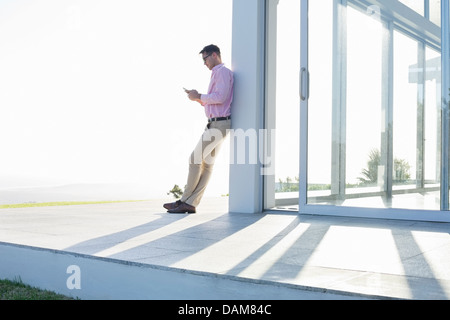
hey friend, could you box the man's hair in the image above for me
[200,44,221,57]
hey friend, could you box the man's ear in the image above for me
[213,52,222,62]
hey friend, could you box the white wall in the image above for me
[0,242,346,300]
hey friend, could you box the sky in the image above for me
[0,0,233,199]
[0,0,442,205]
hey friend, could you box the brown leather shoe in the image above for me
[163,200,182,210]
[167,202,196,214]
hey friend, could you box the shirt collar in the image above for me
[212,63,224,72]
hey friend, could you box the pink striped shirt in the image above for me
[200,63,234,119]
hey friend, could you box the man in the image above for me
[164,44,234,214]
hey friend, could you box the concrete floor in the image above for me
[1,197,450,300]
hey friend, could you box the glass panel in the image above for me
[392,31,419,206]
[423,46,442,207]
[392,31,441,210]
[269,0,301,210]
[305,0,443,211]
[307,0,333,202]
[398,0,425,15]
[430,0,442,26]
[345,6,383,198]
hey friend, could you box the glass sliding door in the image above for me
[344,5,384,206]
[392,32,442,210]
[305,0,333,204]
[297,0,449,219]
[264,0,301,211]
[264,0,449,220]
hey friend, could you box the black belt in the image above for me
[208,116,231,123]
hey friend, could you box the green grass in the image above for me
[0,200,144,209]
[0,278,75,300]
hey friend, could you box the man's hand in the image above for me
[187,89,202,102]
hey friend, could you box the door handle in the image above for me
[300,67,309,101]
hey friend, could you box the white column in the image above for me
[229,0,266,213]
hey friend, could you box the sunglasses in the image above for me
[202,53,213,62]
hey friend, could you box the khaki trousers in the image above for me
[181,119,231,207]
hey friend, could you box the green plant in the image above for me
[167,184,184,199]
[394,158,411,182]
[358,148,411,185]
[358,149,381,185]
[277,176,299,193]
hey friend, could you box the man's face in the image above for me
[202,52,216,70]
